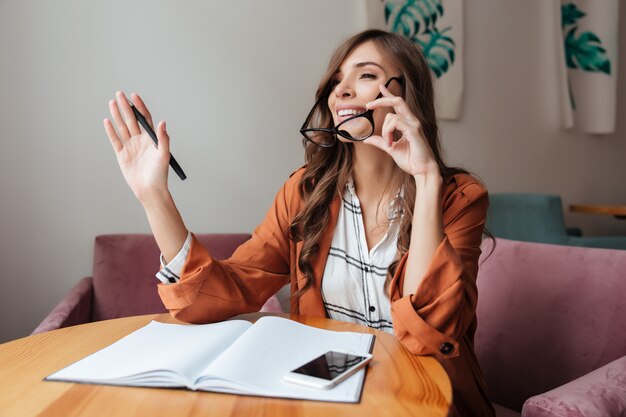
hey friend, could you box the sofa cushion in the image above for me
[486,194,568,244]
[486,194,626,250]
[475,239,626,411]
[494,403,521,417]
[92,234,251,321]
[522,355,626,417]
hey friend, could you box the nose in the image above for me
[334,79,354,98]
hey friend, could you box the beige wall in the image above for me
[0,0,624,343]
[0,0,366,342]
[440,1,626,237]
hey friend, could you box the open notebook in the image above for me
[46,316,375,403]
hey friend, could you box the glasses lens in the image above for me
[302,103,336,147]
[302,129,335,147]
[336,114,374,140]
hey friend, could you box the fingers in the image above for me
[155,120,170,157]
[109,99,131,141]
[366,85,417,122]
[115,91,142,137]
[363,135,391,153]
[103,118,124,153]
[381,113,399,146]
[364,114,407,152]
[381,113,417,146]
[130,92,155,130]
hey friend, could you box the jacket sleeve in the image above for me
[157,172,300,324]
[388,179,488,358]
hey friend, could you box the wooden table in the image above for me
[0,313,451,417]
[569,204,626,220]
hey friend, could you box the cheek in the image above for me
[327,97,336,122]
[327,96,335,111]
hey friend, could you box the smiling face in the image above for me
[327,41,403,142]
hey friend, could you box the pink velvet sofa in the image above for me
[32,234,283,335]
[34,235,626,416]
[475,238,626,417]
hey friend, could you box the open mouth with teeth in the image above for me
[337,108,367,120]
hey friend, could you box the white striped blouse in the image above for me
[321,178,401,334]
[157,178,402,335]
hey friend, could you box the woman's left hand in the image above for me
[364,84,438,177]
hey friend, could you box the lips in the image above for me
[336,106,367,121]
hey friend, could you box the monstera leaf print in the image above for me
[385,0,454,79]
[386,1,420,37]
[564,27,611,74]
[412,27,455,78]
[385,0,443,37]
[561,3,585,26]
[560,3,612,109]
[561,3,611,75]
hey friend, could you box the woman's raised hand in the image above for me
[103,91,171,203]
[364,84,439,178]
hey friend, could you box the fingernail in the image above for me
[162,121,167,132]
[366,102,373,108]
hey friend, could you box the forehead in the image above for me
[336,41,394,74]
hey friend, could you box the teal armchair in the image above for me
[486,193,626,250]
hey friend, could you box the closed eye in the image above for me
[329,73,377,87]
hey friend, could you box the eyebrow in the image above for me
[335,61,387,74]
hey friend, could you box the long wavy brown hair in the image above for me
[289,29,487,298]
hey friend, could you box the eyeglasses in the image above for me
[300,76,404,148]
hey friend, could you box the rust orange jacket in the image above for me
[158,167,494,417]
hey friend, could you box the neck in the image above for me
[350,142,400,204]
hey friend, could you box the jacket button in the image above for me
[439,342,454,355]
[369,306,376,312]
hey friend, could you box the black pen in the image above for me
[128,101,187,181]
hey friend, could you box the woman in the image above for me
[103,29,494,417]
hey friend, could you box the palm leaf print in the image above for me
[412,27,455,78]
[561,3,585,26]
[560,3,612,109]
[385,0,454,79]
[385,2,422,37]
[561,3,611,75]
[564,27,611,74]
[385,0,443,37]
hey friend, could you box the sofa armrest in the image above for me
[259,294,284,313]
[567,236,626,250]
[31,277,94,335]
[521,355,626,417]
